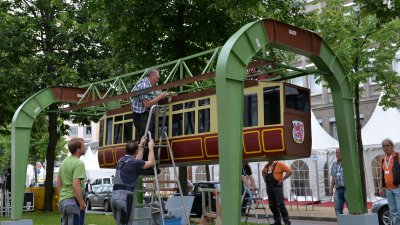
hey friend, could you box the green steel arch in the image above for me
[11,89,57,220]
[11,86,91,219]
[11,18,363,223]
[215,19,363,225]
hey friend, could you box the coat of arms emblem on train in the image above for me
[292,120,304,144]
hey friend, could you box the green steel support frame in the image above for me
[216,19,363,225]
[11,89,57,219]
[11,18,362,223]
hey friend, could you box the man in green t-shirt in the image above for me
[57,137,87,225]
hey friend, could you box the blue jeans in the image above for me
[59,198,85,225]
[334,187,347,215]
[385,188,400,225]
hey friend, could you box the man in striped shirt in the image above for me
[132,68,169,142]
[329,148,347,215]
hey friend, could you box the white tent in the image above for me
[361,93,400,201]
[284,110,338,201]
[80,141,115,181]
[80,145,100,170]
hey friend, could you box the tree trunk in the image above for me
[179,166,188,195]
[354,84,368,213]
[206,165,210,181]
[43,104,58,211]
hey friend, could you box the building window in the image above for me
[329,120,338,140]
[70,126,78,137]
[308,75,322,95]
[291,76,305,87]
[371,155,383,196]
[85,126,92,135]
[330,115,364,140]
[290,160,311,197]
[393,50,400,74]
[195,166,207,182]
[323,161,330,196]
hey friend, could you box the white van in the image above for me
[90,177,113,192]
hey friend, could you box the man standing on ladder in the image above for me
[111,135,155,225]
[262,161,293,225]
[132,68,169,145]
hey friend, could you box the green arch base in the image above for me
[216,19,363,225]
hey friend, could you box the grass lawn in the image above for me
[0,211,115,225]
[0,211,269,225]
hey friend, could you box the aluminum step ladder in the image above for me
[241,187,271,225]
[133,105,190,225]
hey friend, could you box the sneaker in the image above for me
[285,222,291,225]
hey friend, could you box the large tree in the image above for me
[314,0,400,211]
[355,0,400,23]
[102,0,313,193]
[1,0,112,210]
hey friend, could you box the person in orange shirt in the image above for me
[379,138,400,225]
[262,161,293,225]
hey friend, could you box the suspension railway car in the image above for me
[97,80,311,168]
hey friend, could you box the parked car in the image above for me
[91,177,113,192]
[86,184,113,212]
[372,198,392,225]
[188,181,220,217]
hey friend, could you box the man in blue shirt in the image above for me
[329,148,347,215]
[132,68,169,142]
[111,136,155,225]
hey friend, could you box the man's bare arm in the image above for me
[56,175,62,195]
[72,178,86,210]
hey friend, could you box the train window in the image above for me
[173,103,183,111]
[99,119,104,147]
[264,86,281,125]
[184,111,195,135]
[185,101,195,109]
[158,116,169,136]
[243,93,258,127]
[106,118,113,145]
[123,122,133,143]
[114,123,123,144]
[115,115,123,122]
[198,98,210,106]
[124,113,132,120]
[285,86,309,112]
[172,114,183,136]
[198,109,210,133]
